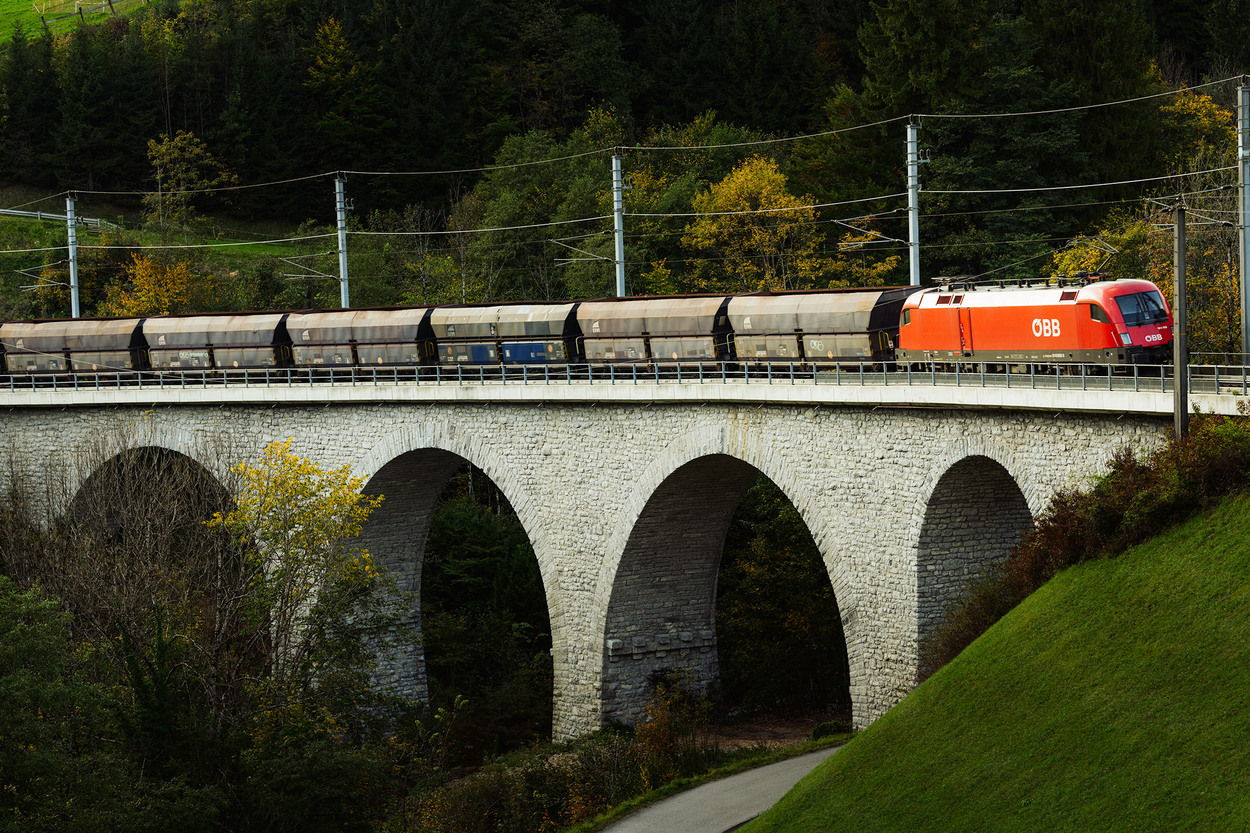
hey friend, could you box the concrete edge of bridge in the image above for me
[3,380,1237,416]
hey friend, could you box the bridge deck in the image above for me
[1,363,1243,415]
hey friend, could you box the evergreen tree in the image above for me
[920,12,1095,279]
[857,0,992,117]
[1023,0,1160,185]
[625,0,846,134]
[370,0,508,199]
[0,28,59,185]
[305,17,394,170]
[54,24,149,189]
[806,0,1165,281]
[1207,0,1250,69]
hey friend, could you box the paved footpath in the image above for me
[602,746,839,833]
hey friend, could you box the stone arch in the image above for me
[911,439,1037,643]
[57,420,230,515]
[50,441,236,645]
[354,423,561,723]
[356,422,546,554]
[590,422,861,729]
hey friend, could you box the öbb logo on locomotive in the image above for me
[0,274,1174,377]
[1031,318,1062,338]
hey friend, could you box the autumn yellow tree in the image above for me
[1054,206,1240,356]
[207,439,391,707]
[98,254,192,316]
[681,155,830,292]
[1053,89,1240,357]
[1156,88,1236,169]
[825,218,903,288]
[36,231,140,316]
[99,252,240,317]
[616,113,749,295]
[1050,214,1153,279]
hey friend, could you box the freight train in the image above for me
[0,275,1172,378]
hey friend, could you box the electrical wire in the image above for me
[72,233,337,251]
[917,185,1238,221]
[923,167,1237,196]
[2,193,72,211]
[627,193,908,220]
[66,150,618,200]
[346,214,613,236]
[920,76,1241,121]
[343,147,613,177]
[74,171,333,199]
[616,213,902,245]
[618,116,911,153]
[0,245,83,255]
[4,83,1244,289]
[33,76,1241,205]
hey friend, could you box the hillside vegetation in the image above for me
[744,488,1250,832]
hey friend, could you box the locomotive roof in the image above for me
[909,278,1164,308]
[932,273,1135,291]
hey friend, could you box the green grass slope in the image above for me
[5,0,148,34]
[745,491,1250,832]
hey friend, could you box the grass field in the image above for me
[744,490,1250,832]
[1,0,148,35]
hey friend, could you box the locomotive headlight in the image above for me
[1120,332,1132,346]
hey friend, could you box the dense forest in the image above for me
[0,0,1247,341]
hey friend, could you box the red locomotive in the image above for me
[896,276,1173,366]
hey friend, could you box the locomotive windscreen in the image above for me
[1114,291,1169,327]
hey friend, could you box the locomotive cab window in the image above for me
[1114,291,1168,327]
[1088,304,1111,323]
[901,309,911,325]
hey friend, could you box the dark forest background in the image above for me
[1,0,1247,317]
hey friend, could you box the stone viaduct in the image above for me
[3,374,1225,740]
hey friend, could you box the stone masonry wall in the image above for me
[357,448,467,701]
[0,401,1169,739]
[599,454,758,725]
[916,455,1036,639]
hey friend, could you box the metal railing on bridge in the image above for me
[4,360,1248,397]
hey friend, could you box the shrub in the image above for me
[394,733,641,833]
[395,675,728,833]
[635,672,720,787]
[810,720,853,741]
